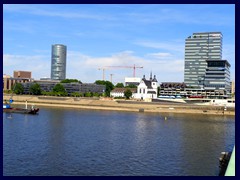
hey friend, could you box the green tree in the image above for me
[84,92,92,97]
[52,83,67,96]
[13,83,24,95]
[60,79,81,83]
[124,89,132,99]
[115,83,124,88]
[125,84,137,88]
[29,83,42,95]
[92,92,100,97]
[70,92,83,97]
[95,80,114,97]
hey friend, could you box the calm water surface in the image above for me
[3,107,235,176]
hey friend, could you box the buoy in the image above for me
[165,117,167,120]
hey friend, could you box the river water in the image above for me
[3,107,235,176]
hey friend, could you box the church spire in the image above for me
[150,71,152,81]
[153,75,157,82]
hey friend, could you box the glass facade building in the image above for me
[184,32,222,88]
[204,60,231,92]
[51,44,67,80]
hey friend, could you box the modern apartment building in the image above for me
[204,60,231,92]
[184,32,222,88]
[51,44,67,80]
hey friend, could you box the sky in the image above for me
[3,4,235,84]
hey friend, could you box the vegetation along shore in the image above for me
[3,94,235,116]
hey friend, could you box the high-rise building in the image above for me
[184,32,222,88]
[51,44,67,80]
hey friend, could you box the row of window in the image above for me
[185,50,221,53]
[205,84,225,88]
[205,73,225,75]
[139,89,146,94]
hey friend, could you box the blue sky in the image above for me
[3,4,235,84]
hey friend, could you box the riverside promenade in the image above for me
[3,94,235,116]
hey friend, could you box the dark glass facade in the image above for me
[184,32,222,88]
[204,60,231,92]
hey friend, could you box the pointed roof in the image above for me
[152,75,158,82]
[142,79,153,89]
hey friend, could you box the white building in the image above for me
[110,88,137,98]
[135,74,159,101]
[125,77,141,86]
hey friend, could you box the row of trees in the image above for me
[94,81,136,99]
[60,79,81,83]
[8,80,135,99]
[115,83,137,88]
[11,83,103,97]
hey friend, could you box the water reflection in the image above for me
[3,108,235,176]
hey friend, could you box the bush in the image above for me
[13,83,24,95]
[124,89,132,99]
[71,92,83,97]
[29,83,42,95]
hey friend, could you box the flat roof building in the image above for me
[125,77,141,86]
[204,59,231,93]
[13,70,32,78]
[184,32,222,88]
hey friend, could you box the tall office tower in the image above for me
[184,32,222,88]
[51,44,67,80]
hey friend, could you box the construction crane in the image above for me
[110,74,114,83]
[104,64,143,77]
[98,68,106,80]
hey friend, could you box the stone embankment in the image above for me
[3,94,235,116]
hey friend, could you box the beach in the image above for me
[3,94,235,116]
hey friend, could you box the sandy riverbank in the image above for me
[3,94,235,116]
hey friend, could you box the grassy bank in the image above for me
[3,94,235,116]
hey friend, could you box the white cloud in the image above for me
[4,21,36,34]
[145,52,173,59]
[65,51,184,83]
[125,5,234,26]
[222,43,235,81]
[134,40,184,53]
[3,51,185,83]
[3,54,50,78]
[4,4,113,21]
